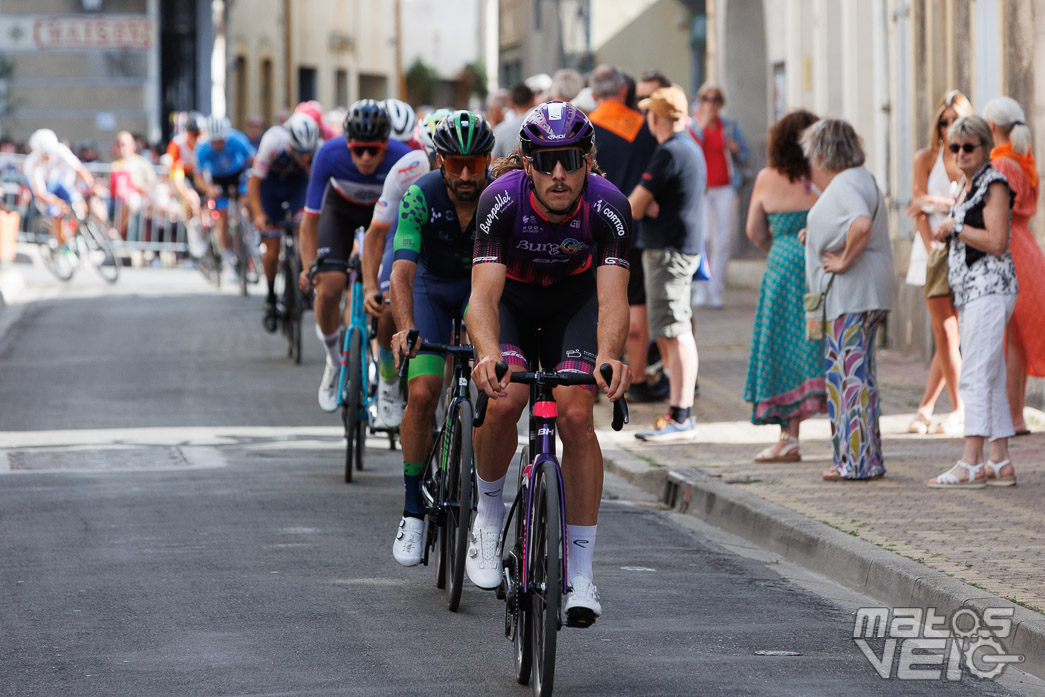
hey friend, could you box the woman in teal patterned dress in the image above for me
[744,110,826,462]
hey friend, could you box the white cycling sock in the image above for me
[566,524,597,584]
[474,472,507,529]
[321,330,341,368]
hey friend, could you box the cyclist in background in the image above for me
[468,102,631,625]
[388,110,496,566]
[23,128,96,252]
[166,113,203,227]
[363,107,451,430]
[193,115,256,275]
[381,98,421,150]
[247,113,321,331]
[300,99,412,413]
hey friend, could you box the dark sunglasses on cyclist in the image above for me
[349,142,384,157]
[949,142,980,154]
[526,149,587,175]
[441,154,488,176]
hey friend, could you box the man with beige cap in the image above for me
[627,86,707,441]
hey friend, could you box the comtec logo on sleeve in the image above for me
[853,607,1024,681]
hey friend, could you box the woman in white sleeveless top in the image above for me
[905,90,973,434]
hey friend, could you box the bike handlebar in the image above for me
[396,327,421,380]
[473,361,629,431]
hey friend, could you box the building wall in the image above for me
[0,0,159,147]
[594,0,692,93]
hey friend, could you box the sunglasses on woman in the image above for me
[526,149,587,175]
[948,143,980,154]
[349,142,384,157]
[441,154,488,176]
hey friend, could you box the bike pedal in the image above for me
[565,609,597,629]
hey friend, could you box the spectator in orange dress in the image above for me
[983,97,1045,436]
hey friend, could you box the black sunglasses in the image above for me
[938,119,955,129]
[949,143,980,154]
[527,149,587,175]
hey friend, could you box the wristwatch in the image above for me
[952,222,963,240]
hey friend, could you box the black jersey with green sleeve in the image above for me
[393,170,474,279]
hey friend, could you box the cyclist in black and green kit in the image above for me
[388,110,496,566]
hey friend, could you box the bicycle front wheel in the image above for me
[288,254,304,364]
[37,219,76,282]
[529,463,561,697]
[343,327,364,483]
[233,218,248,296]
[80,219,119,283]
[444,400,474,612]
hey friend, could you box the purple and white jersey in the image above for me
[474,169,630,286]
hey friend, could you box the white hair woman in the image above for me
[801,119,894,481]
[928,115,1018,488]
[982,96,1045,437]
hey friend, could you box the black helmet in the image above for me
[432,110,495,156]
[342,99,391,142]
[185,111,203,134]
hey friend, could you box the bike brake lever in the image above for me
[397,327,420,380]
[473,360,509,429]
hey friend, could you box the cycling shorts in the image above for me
[211,170,246,212]
[408,268,470,380]
[315,186,374,274]
[260,175,308,238]
[498,270,598,380]
[34,181,81,218]
[377,219,396,295]
[627,246,646,306]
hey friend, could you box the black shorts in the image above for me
[626,246,645,306]
[499,270,598,375]
[315,184,375,273]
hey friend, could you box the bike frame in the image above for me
[337,255,374,418]
[419,318,476,518]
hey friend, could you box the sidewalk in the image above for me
[596,286,1045,680]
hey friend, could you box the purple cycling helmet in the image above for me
[518,100,594,154]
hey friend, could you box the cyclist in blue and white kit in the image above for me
[247,113,321,331]
[193,115,256,273]
[362,107,451,428]
[23,128,96,254]
[299,99,411,412]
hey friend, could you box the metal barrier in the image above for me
[1,152,193,256]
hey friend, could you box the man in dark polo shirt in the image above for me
[627,85,706,442]
[588,65,662,402]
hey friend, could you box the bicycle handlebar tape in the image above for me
[473,360,509,429]
[397,327,420,380]
[599,363,630,431]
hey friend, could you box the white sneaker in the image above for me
[465,523,503,589]
[317,362,340,413]
[564,576,602,626]
[377,378,405,429]
[392,516,424,566]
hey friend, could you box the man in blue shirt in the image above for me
[194,115,256,272]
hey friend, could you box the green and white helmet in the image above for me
[418,108,452,155]
[432,110,495,157]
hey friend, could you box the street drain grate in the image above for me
[7,447,190,471]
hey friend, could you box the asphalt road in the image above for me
[1,270,1043,696]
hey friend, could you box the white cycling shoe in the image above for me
[376,378,405,429]
[317,362,339,413]
[392,516,424,567]
[465,523,503,589]
[564,576,602,627]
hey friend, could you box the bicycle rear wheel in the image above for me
[529,463,561,697]
[232,216,248,296]
[36,219,76,282]
[80,219,119,283]
[444,401,474,612]
[288,254,304,364]
[343,327,363,483]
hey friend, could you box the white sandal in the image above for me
[927,460,986,489]
[984,459,1017,487]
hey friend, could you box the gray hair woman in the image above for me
[928,115,1018,488]
[801,119,894,481]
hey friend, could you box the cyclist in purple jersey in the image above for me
[467,101,631,626]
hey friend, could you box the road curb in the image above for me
[601,447,1045,681]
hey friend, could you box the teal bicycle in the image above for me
[310,237,398,483]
